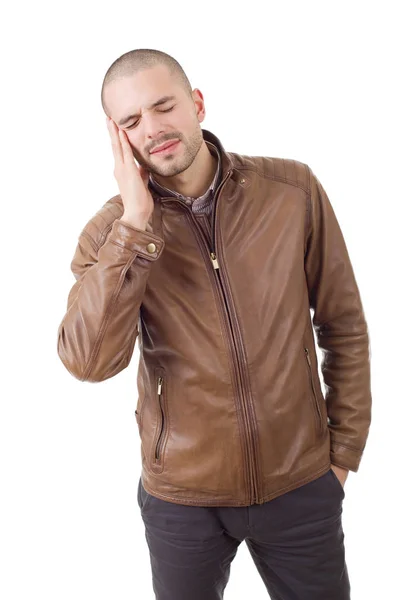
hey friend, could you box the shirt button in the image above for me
[147,243,157,254]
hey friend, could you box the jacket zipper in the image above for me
[304,347,323,434]
[166,169,260,504]
[210,253,259,503]
[210,175,260,505]
[154,374,166,461]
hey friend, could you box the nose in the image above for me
[143,113,166,147]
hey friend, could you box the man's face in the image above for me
[104,64,205,177]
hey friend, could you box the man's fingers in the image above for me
[106,117,124,165]
[118,128,135,165]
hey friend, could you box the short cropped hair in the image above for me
[101,48,193,114]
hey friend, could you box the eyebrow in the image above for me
[117,95,177,126]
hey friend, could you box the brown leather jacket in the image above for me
[57,128,372,506]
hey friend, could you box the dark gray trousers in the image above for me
[137,468,350,599]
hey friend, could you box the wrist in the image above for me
[120,213,150,231]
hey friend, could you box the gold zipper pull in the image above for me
[157,376,163,395]
[210,252,219,270]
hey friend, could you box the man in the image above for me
[57,48,372,599]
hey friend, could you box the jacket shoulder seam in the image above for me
[231,155,311,194]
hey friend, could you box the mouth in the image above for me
[150,139,180,155]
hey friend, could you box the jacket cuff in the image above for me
[108,218,165,261]
[330,441,363,472]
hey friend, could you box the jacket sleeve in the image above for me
[304,166,372,472]
[57,217,165,382]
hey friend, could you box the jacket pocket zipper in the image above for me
[304,347,323,434]
[154,375,166,461]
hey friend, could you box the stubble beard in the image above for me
[141,127,204,178]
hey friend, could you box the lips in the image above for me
[150,139,180,154]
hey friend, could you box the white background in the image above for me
[1,1,398,598]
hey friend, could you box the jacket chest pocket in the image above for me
[304,347,324,436]
[151,367,168,471]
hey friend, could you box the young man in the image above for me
[57,48,372,599]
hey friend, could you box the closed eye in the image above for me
[125,106,175,130]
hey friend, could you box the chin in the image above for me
[150,162,184,178]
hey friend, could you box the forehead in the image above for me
[105,64,181,118]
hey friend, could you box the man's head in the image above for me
[101,49,206,178]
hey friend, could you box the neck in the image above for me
[151,142,217,198]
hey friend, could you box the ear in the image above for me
[191,88,206,123]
